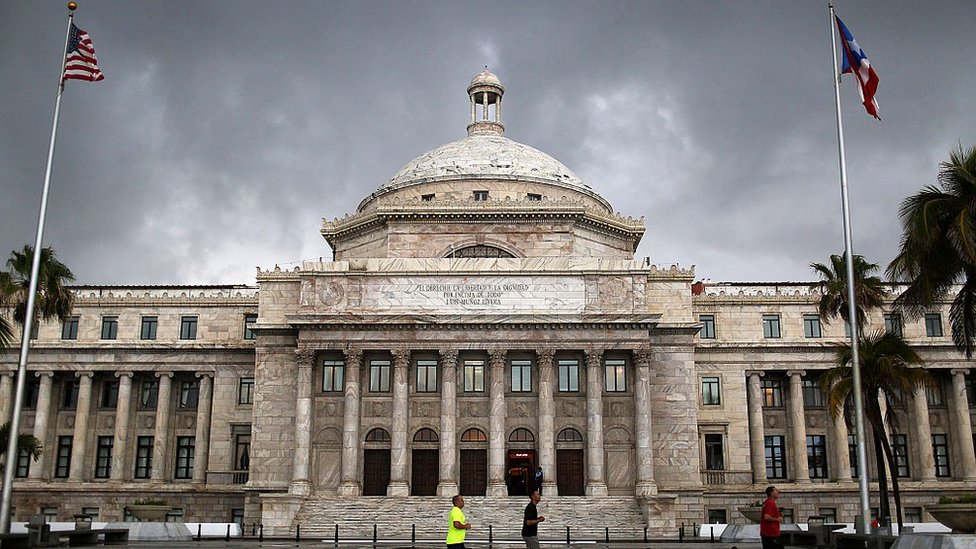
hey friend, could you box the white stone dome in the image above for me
[469,69,503,90]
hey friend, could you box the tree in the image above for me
[0,422,42,475]
[822,331,929,529]
[811,253,887,331]
[0,245,76,335]
[888,145,976,357]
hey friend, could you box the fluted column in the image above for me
[289,350,315,495]
[912,384,936,481]
[338,349,363,496]
[537,349,558,496]
[950,370,976,481]
[437,350,459,495]
[110,372,133,481]
[151,372,173,481]
[787,370,810,483]
[585,349,608,496]
[830,396,852,482]
[634,349,656,495]
[29,372,54,480]
[487,350,508,496]
[747,372,767,482]
[68,372,94,481]
[0,372,12,428]
[193,373,213,485]
[388,349,411,496]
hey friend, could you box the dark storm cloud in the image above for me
[2,1,974,285]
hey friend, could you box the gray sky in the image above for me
[2,1,974,286]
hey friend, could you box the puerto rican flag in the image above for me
[835,16,879,119]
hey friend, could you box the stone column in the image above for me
[537,348,558,496]
[787,370,810,483]
[151,372,173,481]
[634,349,657,495]
[68,372,94,481]
[193,373,213,485]
[830,403,852,482]
[0,372,12,428]
[111,372,133,481]
[912,384,936,481]
[437,350,459,495]
[585,349,608,496]
[747,372,767,482]
[290,350,315,495]
[950,369,976,481]
[338,349,363,496]
[388,349,411,496]
[29,372,54,480]
[487,350,508,496]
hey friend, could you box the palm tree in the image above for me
[888,145,976,357]
[0,317,12,351]
[0,245,76,334]
[822,331,929,530]
[811,253,887,330]
[0,422,42,475]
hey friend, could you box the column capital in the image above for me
[633,348,652,367]
[537,348,556,364]
[584,348,604,366]
[295,348,316,365]
[488,349,507,365]
[195,371,213,382]
[951,368,971,377]
[786,369,806,379]
[0,371,13,379]
[391,349,411,363]
[746,371,766,379]
[439,349,459,364]
[114,371,134,380]
[343,348,363,365]
[74,371,94,379]
[155,371,174,379]
[34,370,55,379]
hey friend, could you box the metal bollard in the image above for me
[412,524,416,543]
[335,523,339,544]
[566,525,570,544]
[605,526,610,543]
[373,523,377,544]
[197,523,202,542]
[252,523,257,536]
[296,523,301,542]
[679,524,685,543]
[489,524,493,544]
[259,524,264,542]
[226,524,231,542]
[710,526,715,543]
[644,526,648,543]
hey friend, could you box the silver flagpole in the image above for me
[828,2,871,534]
[0,2,77,534]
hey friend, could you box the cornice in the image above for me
[286,312,661,331]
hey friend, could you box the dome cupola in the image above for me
[467,67,505,136]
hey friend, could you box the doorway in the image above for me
[363,449,391,496]
[411,449,439,496]
[506,450,536,496]
[459,449,487,495]
[557,449,584,496]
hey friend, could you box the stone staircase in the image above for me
[292,496,649,541]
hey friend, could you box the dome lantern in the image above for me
[467,68,505,136]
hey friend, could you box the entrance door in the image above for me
[459,449,487,496]
[506,450,536,496]
[557,449,584,496]
[363,449,391,496]
[411,449,439,496]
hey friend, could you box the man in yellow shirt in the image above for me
[447,495,472,549]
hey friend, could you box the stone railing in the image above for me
[701,470,754,486]
[207,470,249,485]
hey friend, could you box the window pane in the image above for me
[464,361,484,392]
[761,380,783,408]
[135,436,154,479]
[140,317,158,340]
[884,313,903,337]
[699,315,716,339]
[175,436,195,479]
[802,379,825,408]
[558,360,579,392]
[511,360,532,392]
[61,317,79,340]
[806,435,828,479]
[238,377,254,404]
[605,359,626,392]
[323,359,344,392]
[101,317,118,340]
[140,380,159,409]
[243,314,257,340]
[369,361,391,392]
[179,380,199,408]
[416,360,437,393]
[925,314,943,337]
[764,435,786,479]
[180,316,198,340]
[702,377,721,405]
[762,315,781,338]
[101,380,119,408]
[803,315,821,338]
[95,436,113,478]
[704,433,725,470]
[55,436,73,478]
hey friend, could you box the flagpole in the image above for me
[0,2,77,534]
[829,2,871,534]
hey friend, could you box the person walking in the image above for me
[760,486,784,549]
[534,467,544,495]
[447,495,472,549]
[522,489,546,549]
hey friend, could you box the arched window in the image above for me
[413,428,439,442]
[449,245,515,258]
[461,428,488,442]
[365,428,391,442]
[508,428,535,442]
[557,428,583,442]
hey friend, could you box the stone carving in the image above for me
[324,402,340,416]
[606,426,632,444]
[318,279,345,307]
[295,349,316,365]
[462,401,488,417]
[414,401,436,418]
[512,401,529,418]
[143,416,155,429]
[608,401,628,417]
[599,276,629,308]
[365,401,392,417]
[560,401,580,416]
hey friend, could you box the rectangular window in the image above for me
[95,436,113,479]
[526,193,542,201]
[925,313,943,337]
[892,433,910,478]
[781,509,794,524]
[175,436,195,479]
[558,359,579,392]
[421,193,435,202]
[166,508,184,523]
[243,314,257,340]
[807,435,828,479]
[704,433,725,470]
[55,435,73,478]
[699,314,716,339]
[61,379,79,409]
[29,320,39,340]
[25,378,40,409]
[511,360,532,392]
[140,380,159,409]
[101,380,119,409]
[761,379,783,408]
[762,314,781,338]
[238,377,254,405]
[707,509,727,524]
[905,507,922,523]
[933,434,951,477]
[61,316,79,340]
[322,359,344,392]
[100,316,118,340]
[819,508,837,523]
[848,435,859,478]
[701,377,721,405]
[884,312,903,337]
[178,380,199,409]
[604,359,626,392]
[802,379,825,408]
[416,360,438,393]
[765,435,787,479]
[967,375,976,408]
[473,190,489,201]
[235,433,251,471]
[926,380,945,407]
[41,507,58,522]
[369,360,391,392]
[803,314,822,338]
[140,316,158,340]
[81,507,99,521]
[14,448,30,478]
[463,360,485,392]
[135,436,154,479]
[179,316,198,340]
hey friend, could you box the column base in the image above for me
[337,482,361,496]
[635,481,657,496]
[487,481,508,497]
[540,480,558,497]
[585,482,608,496]
[387,481,409,497]
[289,480,311,496]
[436,482,459,496]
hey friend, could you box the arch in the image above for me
[413,428,439,443]
[365,428,391,442]
[449,244,516,258]
[461,428,488,442]
[315,427,343,446]
[508,428,535,443]
[605,426,632,445]
[556,428,583,442]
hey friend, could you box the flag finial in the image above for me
[68,2,77,10]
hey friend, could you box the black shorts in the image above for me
[447,544,465,549]
[761,535,782,549]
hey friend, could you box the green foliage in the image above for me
[938,494,976,504]
[132,498,168,506]
[0,422,43,474]
[810,253,887,331]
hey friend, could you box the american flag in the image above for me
[63,23,104,83]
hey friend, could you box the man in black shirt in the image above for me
[522,489,545,549]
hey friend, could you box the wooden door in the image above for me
[411,449,439,496]
[363,449,391,496]
[557,449,584,496]
[459,449,487,496]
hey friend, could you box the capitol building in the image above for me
[2,70,974,537]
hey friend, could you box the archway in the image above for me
[556,427,585,496]
[459,428,488,496]
[411,428,439,496]
[363,428,391,496]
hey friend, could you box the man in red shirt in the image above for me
[760,486,784,549]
